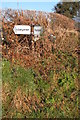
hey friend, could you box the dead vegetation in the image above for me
[1,9,78,68]
[1,9,79,118]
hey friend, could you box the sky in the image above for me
[0,2,59,12]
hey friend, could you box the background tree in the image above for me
[53,2,79,18]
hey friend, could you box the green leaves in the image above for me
[54,2,79,19]
[2,51,79,118]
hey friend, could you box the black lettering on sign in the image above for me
[35,29,41,31]
[15,28,29,31]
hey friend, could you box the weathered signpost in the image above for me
[13,25,42,36]
[13,25,43,53]
[34,26,42,35]
[34,26,43,42]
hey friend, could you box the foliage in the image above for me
[1,8,79,119]
[2,54,79,118]
[54,2,79,18]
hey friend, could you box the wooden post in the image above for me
[31,24,34,53]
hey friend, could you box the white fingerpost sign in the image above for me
[13,25,31,35]
[34,26,43,35]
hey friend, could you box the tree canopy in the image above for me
[54,2,79,19]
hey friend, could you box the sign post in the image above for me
[31,24,34,53]
[13,25,43,53]
[34,26,43,36]
[13,25,31,35]
[34,26,43,42]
